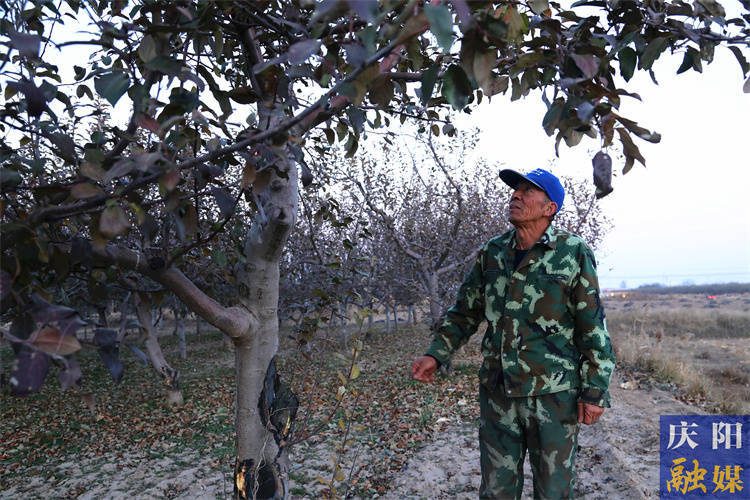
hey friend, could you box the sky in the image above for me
[464,50,750,290]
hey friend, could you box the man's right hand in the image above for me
[411,356,438,382]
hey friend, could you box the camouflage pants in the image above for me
[478,384,579,500]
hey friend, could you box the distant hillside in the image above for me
[633,282,750,295]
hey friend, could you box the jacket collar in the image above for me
[495,224,559,251]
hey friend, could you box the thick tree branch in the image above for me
[59,242,255,338]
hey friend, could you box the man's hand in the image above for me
[577,402,605,425]
[411,356,438,383]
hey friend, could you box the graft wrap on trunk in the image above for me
[259,357,299,451]
[234,357,299,499]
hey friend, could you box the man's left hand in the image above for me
[577,402,604,425]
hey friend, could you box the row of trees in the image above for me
[1,0,748,497]
[281,128,609,339]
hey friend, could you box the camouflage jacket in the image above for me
[425,225,615,407]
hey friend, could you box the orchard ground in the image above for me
[1,292,749,499]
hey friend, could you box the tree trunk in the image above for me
[135,295,183,406]
[427,272,442,332]
[392,304,399,333]
[232,150,299,499]
[384,305,392,334]
[175,312,187,360]
[97,304,108,327]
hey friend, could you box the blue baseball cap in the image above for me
[499,168,565,214]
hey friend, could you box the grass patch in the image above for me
[607,308,750,339]
[609,310,750,413]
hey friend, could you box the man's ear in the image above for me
[545,201,558,217]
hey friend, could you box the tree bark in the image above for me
[232,151,299,499]
[135,294,183,406]
[174,311,187,360]
[97,304,109,328]
[427,272,442,332]
[408,305,416,325]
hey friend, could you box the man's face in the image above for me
[508,181,556,226]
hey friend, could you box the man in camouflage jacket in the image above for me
[412,168,615,499]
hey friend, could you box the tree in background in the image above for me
[1,1,748,498]
[332,129,609,331]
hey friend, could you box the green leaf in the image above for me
[616,128,645,167]
[103,159,135,184]
[676,47,702,75]
[486,76,509,96]
[638,37,669,70]
[145,56,184,76]
[420,65,440,106]
[287,39,321,65]
[503,6,526,42]
[696,0,725,18]
[441,64,471,110]
[529,0,549,14]
[138,35,158,62]
[406,38,424,70]
[345,134,358,158]
[368,75,394,108]
[340,80,367,107]
[571,54,598,79]
[473,50,496,94]
[32,327,81,356]
[76,84,93,100]
[542,100,565,136]
[48,133,76,162]
[622,155,635,174]
[99,206,130,238]
[225,86,259,104]
[727,46,749,77]
[212,249,227,267]
[0,168,22,189]
[211,187,235,218]
[70,182,103,199]
[619,47,636,81]
[94,71,130,106]
[613,114,661,143]
[8,28,41,58]
[425,4,454,52]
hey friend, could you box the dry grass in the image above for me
[607,308,750,339]
[609,306,750,414]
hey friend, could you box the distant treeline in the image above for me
[634,282,750,295]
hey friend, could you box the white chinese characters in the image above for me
[713,422,743,450]
[668,421,700,450]
[667,421,744,450]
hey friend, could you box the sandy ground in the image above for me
[385,370,704,500]
[1,370,704,500]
